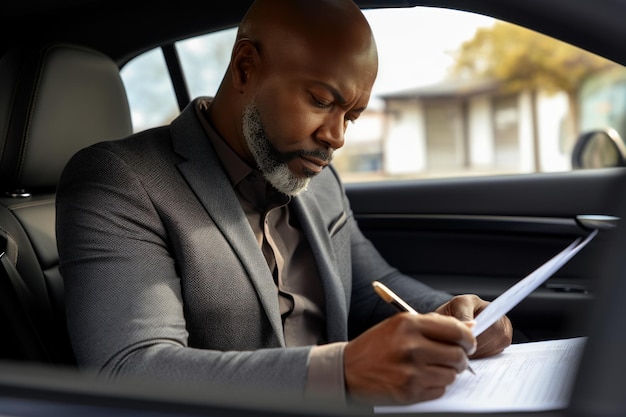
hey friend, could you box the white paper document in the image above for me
[375,337,587,413]
[472,229,597,337]
[376,230,596,413]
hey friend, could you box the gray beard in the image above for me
[242,101,331,196]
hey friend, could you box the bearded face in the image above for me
[242,100,332,196]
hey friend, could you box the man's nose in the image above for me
[316,113,346,150]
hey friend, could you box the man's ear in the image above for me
[230,38,258,93]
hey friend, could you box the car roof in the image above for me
[2,0,626,68]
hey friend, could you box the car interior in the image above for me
[1,0,626,416]
[0,43,133,364]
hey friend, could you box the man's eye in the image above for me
[312,95,332,109]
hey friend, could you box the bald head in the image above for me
[237,0,378,78]
[238,0,371,41]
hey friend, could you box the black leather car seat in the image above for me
[0,43,133,365]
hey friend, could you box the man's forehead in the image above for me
[262,25,377,80]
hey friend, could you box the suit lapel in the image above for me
[292,193,348,342]
[169,101,285,346]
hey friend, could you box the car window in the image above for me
[120,6,624,182]
[120,48,179,133]
[176,29,237,98]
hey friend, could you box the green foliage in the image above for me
[452,21,616,95]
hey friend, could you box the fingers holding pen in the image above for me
[344,313,475,405]
[372,280,477,356]
[413,312,477,358]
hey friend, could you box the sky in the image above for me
[364,7,495,95]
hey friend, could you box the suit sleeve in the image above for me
[56,144,311,395]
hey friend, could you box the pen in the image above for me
[372,280,476,375]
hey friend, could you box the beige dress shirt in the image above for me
[196,99,346,401]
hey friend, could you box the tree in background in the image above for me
[451,21,617,169]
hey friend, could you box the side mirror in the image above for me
[571,128,626,169]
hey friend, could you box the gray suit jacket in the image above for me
[56,98,452,396]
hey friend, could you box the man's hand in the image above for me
[344,312,476,405]
[435,294,513,359]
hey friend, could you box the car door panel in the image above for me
[345,167,626,341]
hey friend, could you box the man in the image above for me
[56,0,512,407]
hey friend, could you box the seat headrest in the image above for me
[0,43,133,195]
